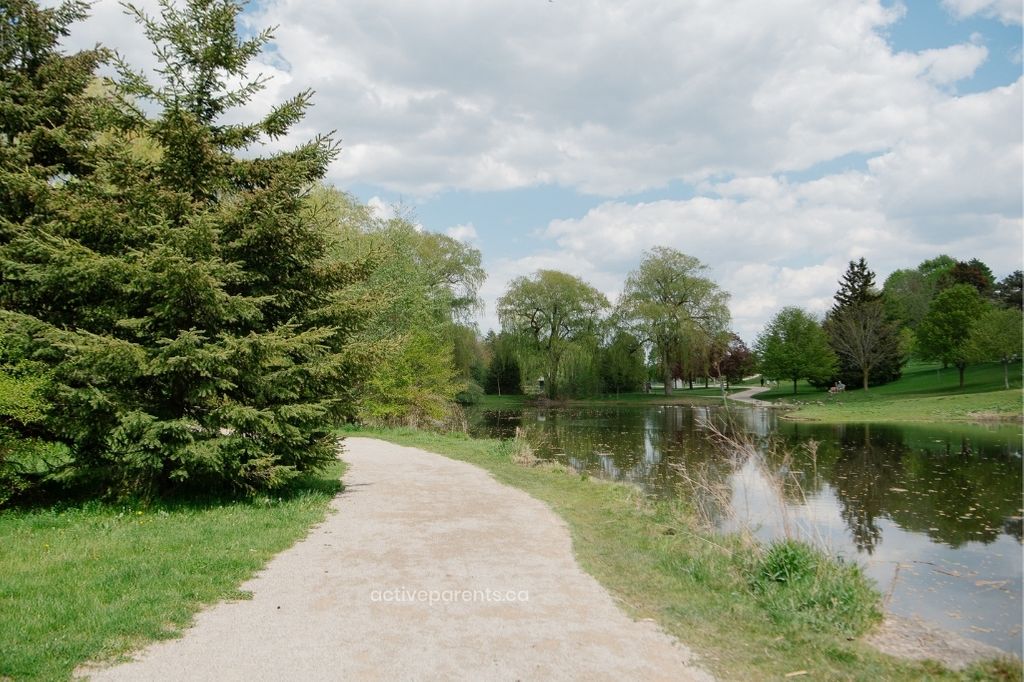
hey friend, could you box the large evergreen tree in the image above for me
[825,258,903,388]
[0,0,371,494]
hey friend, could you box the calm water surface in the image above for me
[468,404,1023,655]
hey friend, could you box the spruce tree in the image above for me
[825,258,903,388]
[0,0,370,494]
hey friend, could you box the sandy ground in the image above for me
[86,437,712,681]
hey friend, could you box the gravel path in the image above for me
[87,437,711,681]
[728,385,773,406]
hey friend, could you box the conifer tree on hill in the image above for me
[824,258,903,389]
[0,0,372,494]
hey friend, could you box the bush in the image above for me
[749,539,881,637]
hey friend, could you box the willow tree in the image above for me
[617,248,729,395]
[0,0,371,494]
[497,270,608,399]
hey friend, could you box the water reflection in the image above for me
[468,405,1024,655]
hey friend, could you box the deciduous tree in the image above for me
[968,307,1022,389]
[617,248,729,396]
[497,270,608,399]
[916,285,986,388]
[755,308,837,394]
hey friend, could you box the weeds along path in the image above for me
[88,437,711,681]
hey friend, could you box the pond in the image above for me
[468,404,1024,656]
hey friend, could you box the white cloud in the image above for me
[942,0,1023,25]
[230,0,995,197]
[445,223,478,243]
[47,1,1021,341]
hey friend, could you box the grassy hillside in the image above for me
[758,361,1022,423]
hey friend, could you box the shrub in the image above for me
[749,539,881,637]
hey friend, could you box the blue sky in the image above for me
[66,0,1024,341]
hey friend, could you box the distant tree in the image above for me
[497,270,608,399]
[755,308,837,394]
[827,259,903,387]
[882,269,934,330]
[968,307,1023,390]
[716,333,756,388]
[918,255,957,284]
[827,300,904,390]
[831,257,878,312]
[600,331,646,395]
[916,285,987,388]
[993,270,1023,310]
[942,259,995,296]
[617,247,730,396]
[483,332,522,396]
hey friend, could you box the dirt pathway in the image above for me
[88,437,711,681]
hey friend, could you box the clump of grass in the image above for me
[749,538,881,637]
[503,427,538,467]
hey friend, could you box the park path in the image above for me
[728,385,773,406]
[88,437,711,682]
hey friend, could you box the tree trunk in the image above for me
[957,362,965,388]
[703,376,708,389]
[663,351,672,396]
[1004,360,1010,390]
[862,367,869,391]
[793,378,798,394]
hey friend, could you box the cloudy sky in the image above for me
[63,0,1022,342]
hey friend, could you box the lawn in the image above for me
[0,462,343,681]
[349,427,1018,681]
[758,361,1022,423]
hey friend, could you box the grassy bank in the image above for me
[350,427,1016,680]
[475,386,738,410]
[0,462,344,681]
[760,361,1022,423]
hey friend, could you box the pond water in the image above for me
[468,404,1024,656]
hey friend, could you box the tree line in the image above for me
[487,247,752,400]
[755,257,1022,393]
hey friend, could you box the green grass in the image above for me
[0,462,344,681]
[758,361,1023,423]
[349,427,1019,681]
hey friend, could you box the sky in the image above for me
[61,0,1023,342]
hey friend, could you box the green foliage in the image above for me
[617,247,730,395]
[916,284,986,387]
[599,331,646,395]
[497,270,608,399]
[968,307,1023,389]
[483,332,523,395]
[755,307,837,394]
[831,257,878,311]
[993,270,1022,310]
[749,539,881,637]
[328,207,471,427]
[942,258,995,296]
[827,259,903,388]
[0,0,370,495]
[883,269,933,330]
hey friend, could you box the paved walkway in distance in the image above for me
[728,385,774,406]
[89,437,712,682]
